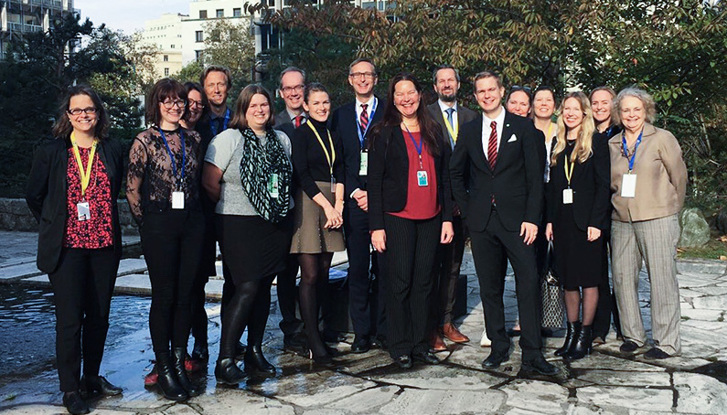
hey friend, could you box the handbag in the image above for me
[541,241,565,328]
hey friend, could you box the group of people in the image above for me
[26,57,687,414]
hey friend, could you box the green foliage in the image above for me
[175,61,204,84]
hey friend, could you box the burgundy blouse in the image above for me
[389,130,441,220]
[63,147,114,249]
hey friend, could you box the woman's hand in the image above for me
[334,199,344,215]
[440,221,454,244]
[545,223,554,241]
[587,226,602,242]
[371,230,386,253]
[323,204,343,229]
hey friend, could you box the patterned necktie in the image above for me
[446,108,455,145]
[294,115,303,128]
[359,103,369,133]
[487,120,498,170]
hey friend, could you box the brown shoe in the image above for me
[442,323,470,343]
[429,331,448,352]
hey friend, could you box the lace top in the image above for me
[126,127,202,224]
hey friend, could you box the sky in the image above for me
[74,0,191,35]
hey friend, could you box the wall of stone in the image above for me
[0,198,139,235]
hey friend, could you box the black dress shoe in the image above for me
[244,346,276,375]
[412,351,440,365]
[395,355,412,369]
[63,391,90,415]
[351,335,371,353]
[644,347,671,360]
[81,375,122,397]
[521,357,559,376]
[371,336,388,350]
[215,358,247,385]
[619,340,639,353]
[482,352,508,369]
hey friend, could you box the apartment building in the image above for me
[0,0,78,59]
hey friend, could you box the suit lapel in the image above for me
[470,115,491,172]
[494,112,515,174]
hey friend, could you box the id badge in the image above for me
[330,176,336,194]
[76,201,90,221]
[621,174,637,198]
[269,173,279,198]
[171,191,185,209]
[359,152,368,176]
[562,188,573,204]
[417,170,429,187]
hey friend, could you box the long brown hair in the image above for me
[551,92,595,166]
[52,85,109,140]
[371,72,442,156]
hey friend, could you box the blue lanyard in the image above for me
[621,128,643,173]
[210,108,230,137]
[403,125,424,169]
[158,128,186,186]
[356,98,377,149]
[605,125,614,137]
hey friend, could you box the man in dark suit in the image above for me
[427,65,478,351]
[274,66,307,137]
[450,71,558,376]
[330,58,385,353]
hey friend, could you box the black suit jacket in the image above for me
[368,125,453,230]
[426,102,478,148]
[547,134,611,231]
[450,110,544,233]
[331,98,384,200]
[26,137,124,273]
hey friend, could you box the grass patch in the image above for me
[678,234,727,260]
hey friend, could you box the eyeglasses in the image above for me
[349,72,376,79]
[281,85,304,94]
[162,99,186,109]
[67,107,97,116]
[188,100,205,109]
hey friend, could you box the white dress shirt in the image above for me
[482,106,506,160]
[355,96,377,125]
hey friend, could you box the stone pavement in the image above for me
[1,230,727,414]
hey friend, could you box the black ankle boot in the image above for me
[191,341,209,362]
[566,324,593,360]
[63,391,90,415]
[244,345,276,375]
[155,352,188,401]
[215,357,247,385]
[172,348,202,397]
[555,321,580,357]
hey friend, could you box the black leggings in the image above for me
[219,275,274,358]
[142,210,204,354]
[298,253,333,357]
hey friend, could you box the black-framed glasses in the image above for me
[281,85,304,94]
[188,100,205,109]
[67,107,97,116]
[349,72,376,79]
[162,99,186,109]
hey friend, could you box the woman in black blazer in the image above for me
[26,85,123,415]
[545,91,610,360]
[368,72,454,369]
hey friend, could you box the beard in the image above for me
[438,92,457,102]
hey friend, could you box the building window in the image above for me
[233,8,242,17]
[195,31,203,42]
[195,50,204,62]
[199,10,207,19]
[216,9,224,18]
[164,68,170,76]
[163,55,169,62]
[171,44,175,49]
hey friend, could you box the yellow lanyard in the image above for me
[443,112,458,143]
[307,122,335,176]
[546,122,555,141]
[70,132,97,198]
[563,152,575,187]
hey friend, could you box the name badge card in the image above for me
[359,152,368,176]
[331,176,336,194]
[562,188,573,204]
[77,201,90,221]
[172,191,185,209]
[417,170,429,187]
[269,173,279,198]
[621,174,637,198]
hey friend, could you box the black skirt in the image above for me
[553,204,604,290]
[216,214,292,283]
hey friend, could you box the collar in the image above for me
[287,109,306,121]
[356,95,375,109]
[437,99,457,113]
[484,106,506,125]
[608,123,656,144]
[209,107,228,120]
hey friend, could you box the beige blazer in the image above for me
[609,123,687,222]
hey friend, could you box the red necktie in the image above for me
[487,121,498,170]
[294,115,303,128]
[359,103,369,133]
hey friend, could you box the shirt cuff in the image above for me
[350,188,361,199]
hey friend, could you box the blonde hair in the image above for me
[551,91,595,166]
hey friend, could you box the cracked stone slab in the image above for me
[269,370,376,408]
[0,406,134,414]
[574,370,671,387]
[576,385,673,412]
[379,388,507,414]
[186,390,295,415]
[0,262,42,281]
[326,386,401,413]
[673,372,727,414]
[568,352,665,372]
[498,379,569,414]
[366,364,504,390]
[681,308,726,321]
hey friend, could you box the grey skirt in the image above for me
[290,181,345,254]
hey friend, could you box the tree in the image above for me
[202,18,256,88]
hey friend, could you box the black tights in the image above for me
[298,253,333,357]
[218,275,274,359]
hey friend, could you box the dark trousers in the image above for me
[141,209,204,354]
[382,214,440,358]
[469,209,543,362]
[434,215,466,326]
[191,213,216,347]
[276,254,302,338]
[49,246,118,392]
[592,234,622,339]
[344,203,385,337]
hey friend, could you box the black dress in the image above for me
[550,141,608,291]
